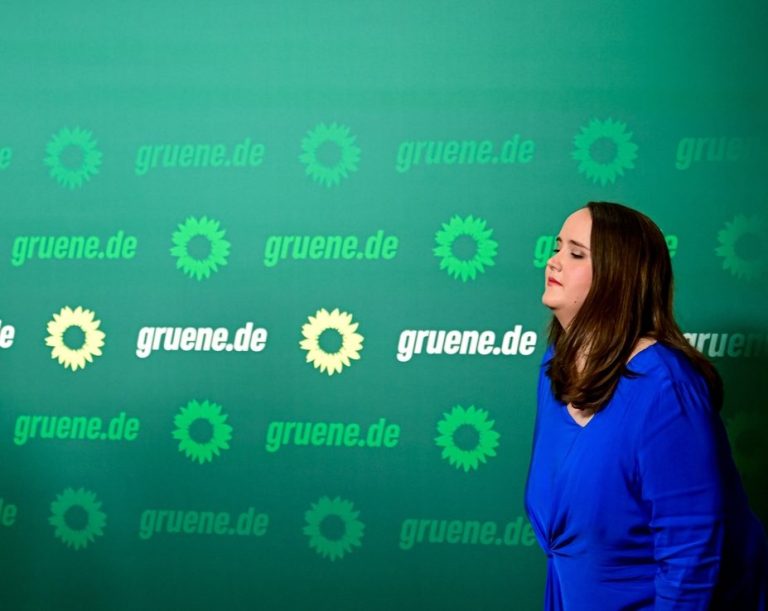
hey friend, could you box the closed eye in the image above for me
[553,248,584,259]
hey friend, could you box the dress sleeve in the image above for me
[636,376,725,610]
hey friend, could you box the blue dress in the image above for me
[524,342,768,610]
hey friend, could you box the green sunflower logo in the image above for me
[715,214,765,281]
[45,305,106,372]
[299,308,364,376]
[434,214,498,282]
[172,399,233,464]
[170,216,231,281]
[303,496,364,561]
[435,405,500,472]
[572,118,638,185]
[49,488,106,550]
[299,122,361,187]
[44,126,102,189]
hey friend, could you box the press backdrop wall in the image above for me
[1,2,767,610]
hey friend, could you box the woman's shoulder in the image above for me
[624,341,712,403]
[627,341,698,379]
[541,340,707,390]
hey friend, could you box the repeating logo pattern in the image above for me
[715,214,765,281]
[572,117,638,185]
[49,488,106,550]
[44,127,102,189]
[170,216,231,281]
[435,405,500,472]
[5,117,763,573]
[172,400,233,464]
[303,496,365,561]
[299,122,361,187]
[45,306,105,372]
[434,214,498,282]
[299,308,364,375]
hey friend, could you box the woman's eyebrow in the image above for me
[555,236,591,250]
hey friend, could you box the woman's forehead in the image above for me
[560,208,591,243]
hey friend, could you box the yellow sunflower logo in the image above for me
[45,306,105,371]
[299,308,363,376]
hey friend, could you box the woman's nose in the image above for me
[547,252,560,270]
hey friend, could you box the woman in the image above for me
[524,201,768,610]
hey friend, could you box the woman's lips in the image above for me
[547,277,562,286]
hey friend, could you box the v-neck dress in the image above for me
[524,342,768,610]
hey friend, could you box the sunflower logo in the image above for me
[299,122,361,187]
[572,118,638,185]
[434,214,498,282]
[299,308,363,376]
[49,488,106,550]
[172,399,233,464]
[435,405,500,472]
[45,306,105,372]
[170,216,231,281]
[44,126,102,189]
[715,214,765,281]
[303,496,364,561]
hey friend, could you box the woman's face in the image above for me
[542,207,593,329]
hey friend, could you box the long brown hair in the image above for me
[545,201,724,412]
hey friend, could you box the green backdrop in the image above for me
[0,2,766,610]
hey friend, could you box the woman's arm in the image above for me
[636,377,725,609]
